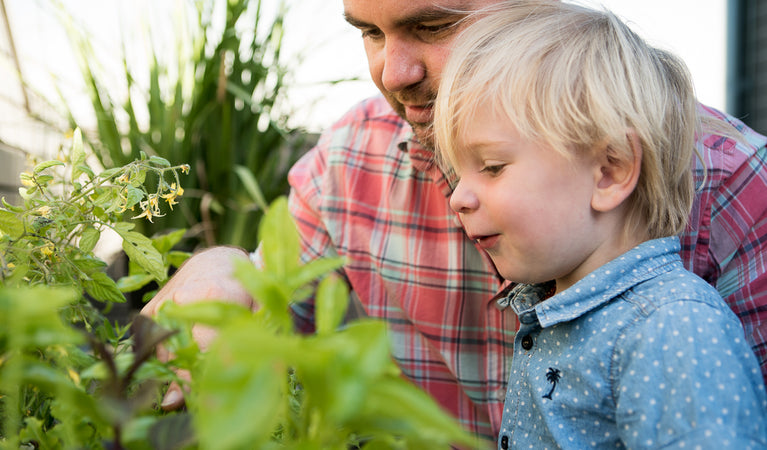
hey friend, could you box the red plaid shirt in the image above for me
[279,96,767,439]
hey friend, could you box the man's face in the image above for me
[343,0,496,149]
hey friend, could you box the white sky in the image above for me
[5,0,728,134]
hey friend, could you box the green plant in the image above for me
[153,197,484,449]
[0,129,191,448]
[0,132,482,449]
[52,0,306,250]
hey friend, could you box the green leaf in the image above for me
[71,256,108,275]
[2,196,23,212]
[167,251,191,269]
[116,274,155,293]
[99,167,123,179]
[258,196,300,276]
[232,259,292,331]
[234,165,268,211]
[149,155,171,167]
[71,128,86,180]
[315,275,349,335]
[114,222,167,282]
[83,271,126,303]
[125,185,144,210]
[0,286,82,347]
[79,226,101,253]
[285,257,345,293]
[0,209,23,238]
[33,160,65,173]
[162,301,252,328]
[75,164,95,180]
[151,228,186,254]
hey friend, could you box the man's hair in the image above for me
[434,0,699,239]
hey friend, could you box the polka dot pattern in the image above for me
[497,237,767,449]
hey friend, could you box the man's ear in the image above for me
[591,130,642,213]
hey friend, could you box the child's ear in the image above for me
[591,129,642,213]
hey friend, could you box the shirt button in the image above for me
[501,435,509,449]
[521,334,533,350]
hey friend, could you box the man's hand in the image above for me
[140,245,254,410]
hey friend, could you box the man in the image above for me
[143,0,767,440]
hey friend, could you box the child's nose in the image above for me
[449,179,479,213]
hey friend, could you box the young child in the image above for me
[433,1,767,448]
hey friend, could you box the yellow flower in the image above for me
[180,164,190,174]
[161,183,184,210]
[36,206,52,218]
[132,196,164,223]
[132,205,154,223]
[20,172,34,187]
[41,242,55,257]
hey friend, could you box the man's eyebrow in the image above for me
[344,8,469,29]
[343,13,370,29]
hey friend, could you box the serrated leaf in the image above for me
[114,223,166,282]
[79,226,101,253]
[151,228,186,254]
[125,185,144,210]
[84,271,126,303]
[116,274,155,292]
[71,256,108,275]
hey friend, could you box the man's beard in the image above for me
[383,87,436,151]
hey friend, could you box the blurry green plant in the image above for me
[156,197,483,449]
[0,133,482,448]
[52,0,306,250]
[0,129,191,448]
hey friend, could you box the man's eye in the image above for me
[416,22,454,37]
[360,28,384,40]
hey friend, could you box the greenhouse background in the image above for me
[0,0,765,231]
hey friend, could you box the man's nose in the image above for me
[381,38,425,93]
[449,179,479,214]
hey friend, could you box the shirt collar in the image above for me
[398,136,435,173]
[501,237,683,328]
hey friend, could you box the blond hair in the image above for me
[435,0,699,239]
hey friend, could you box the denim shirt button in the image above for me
[521,334,533,350]
[500,435,509,449]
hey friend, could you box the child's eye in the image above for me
[480,164,505,176]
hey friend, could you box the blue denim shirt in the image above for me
[497,237,767,449]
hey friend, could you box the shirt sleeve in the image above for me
[687,104,767,385]
[612,299,767,448]
[707,144,767,381]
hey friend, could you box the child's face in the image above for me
[448,107,613,292]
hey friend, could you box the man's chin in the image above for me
[410,123,435,151]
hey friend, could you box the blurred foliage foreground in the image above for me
[0,132,482,449]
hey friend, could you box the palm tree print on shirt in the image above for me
[542,368,561,400]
